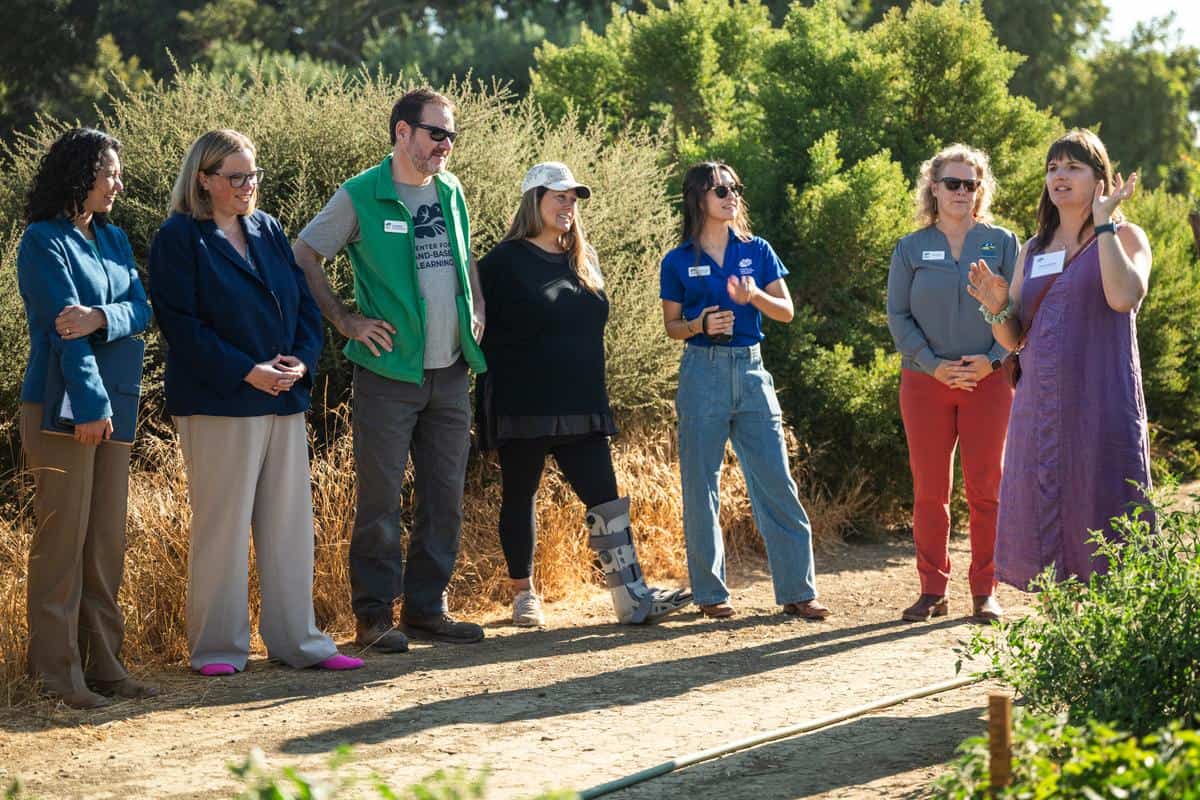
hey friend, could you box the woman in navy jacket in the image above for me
[149,129,360,676]
[17,128,157,708]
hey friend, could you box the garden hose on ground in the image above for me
[578,674,985,799]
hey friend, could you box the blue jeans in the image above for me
[675,344,818,606]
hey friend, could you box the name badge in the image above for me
[687,265,712,277]
[1030,250,1066,278]
[921,250,945,261]
[383,220,408,234]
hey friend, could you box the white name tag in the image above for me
[921,250,946,261]
[383,220,408,234]
[687,265,712,277]
[1030,250,1066,278]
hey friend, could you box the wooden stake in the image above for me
[988,691,1013,795]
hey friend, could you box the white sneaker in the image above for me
[512,590,545,627]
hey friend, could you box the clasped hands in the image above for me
[934,355,993,391]
[245,355,307,396]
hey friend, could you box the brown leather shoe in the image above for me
[401,611,484,643]
[901,594,948,622]
[88,677,161,699]
[355,617,410,653]
[783,600,831,620]
[699,602,735,619]
[972,595,1003,621]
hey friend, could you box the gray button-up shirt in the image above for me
[886,222,1019,374]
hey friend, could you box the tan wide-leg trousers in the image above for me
[21,403,130,695]
[175,413,336,671]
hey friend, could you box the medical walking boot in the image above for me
[587,497,692,624]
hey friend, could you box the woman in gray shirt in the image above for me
[886,144,1018,623]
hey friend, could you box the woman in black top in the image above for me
[478,162,691,627]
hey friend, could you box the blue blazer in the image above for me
[148,210,324,417]
[17,219,151,424]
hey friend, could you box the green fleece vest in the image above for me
[340,155,486,383]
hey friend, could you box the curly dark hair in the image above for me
[24,127,122,224]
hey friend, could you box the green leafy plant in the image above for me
[933,710,1200,799]
[229,747,577,800]
[961,500,1200,735]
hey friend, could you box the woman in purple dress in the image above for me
[967,129,1153,589]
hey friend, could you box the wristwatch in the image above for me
[990,358,1002,371]
[1095,222,1117,236]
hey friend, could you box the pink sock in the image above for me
[316,654,363,671]
[197,663,237,676]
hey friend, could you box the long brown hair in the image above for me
[502,186,603,295]
[1034,129,1122,252]
[680,162,752,258]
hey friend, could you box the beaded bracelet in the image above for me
[979,299,1013,325]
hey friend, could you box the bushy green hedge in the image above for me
[934,711,1200,799]
[962,502,1200,736]
[0,68,682,450]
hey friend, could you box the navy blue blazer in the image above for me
[17,219,151,424]
[148,210,323,417]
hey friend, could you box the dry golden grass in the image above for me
[0,408,856,705]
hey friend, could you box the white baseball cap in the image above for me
[520,162,591,198]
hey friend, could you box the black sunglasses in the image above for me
[938,177,980,192]
[711,183,744,199]
[412,122,458,143]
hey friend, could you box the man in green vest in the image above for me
[294,88,487,651]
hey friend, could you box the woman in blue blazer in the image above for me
[17,128,157,708]
[149,129,361,676]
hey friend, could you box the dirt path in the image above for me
[1,534,1029,799]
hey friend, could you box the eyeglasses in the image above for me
[412,123,458,143]
[711,183,744,199]
[938,177,979,192]
[206,168,265,189]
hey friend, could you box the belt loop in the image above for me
[708,345,716,362]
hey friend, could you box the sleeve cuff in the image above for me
[914,349,940,374]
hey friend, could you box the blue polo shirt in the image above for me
[659,231,788,347]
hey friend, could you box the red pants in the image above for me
[899,368,1013,596]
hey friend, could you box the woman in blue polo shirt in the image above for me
[660,161,830,621]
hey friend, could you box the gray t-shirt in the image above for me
[299,181,462,370]
[886,222,1019,374]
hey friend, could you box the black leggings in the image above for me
[497,433,619,580]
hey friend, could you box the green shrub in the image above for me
[1125,187,1200,445]
[766,332,908,526]
[781,133,912,359]
[0,66,682,446]
[934,711,1200,799]
[962,502,1200,735]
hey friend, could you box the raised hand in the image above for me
[726,275,758,305]
[966,259,1010,314]
[1093,171,1137,225]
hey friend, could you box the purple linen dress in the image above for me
[995,236,1153,589]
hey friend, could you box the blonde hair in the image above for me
[913,144,997,228]
[502,187,603,295]
[169,129,257,219]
